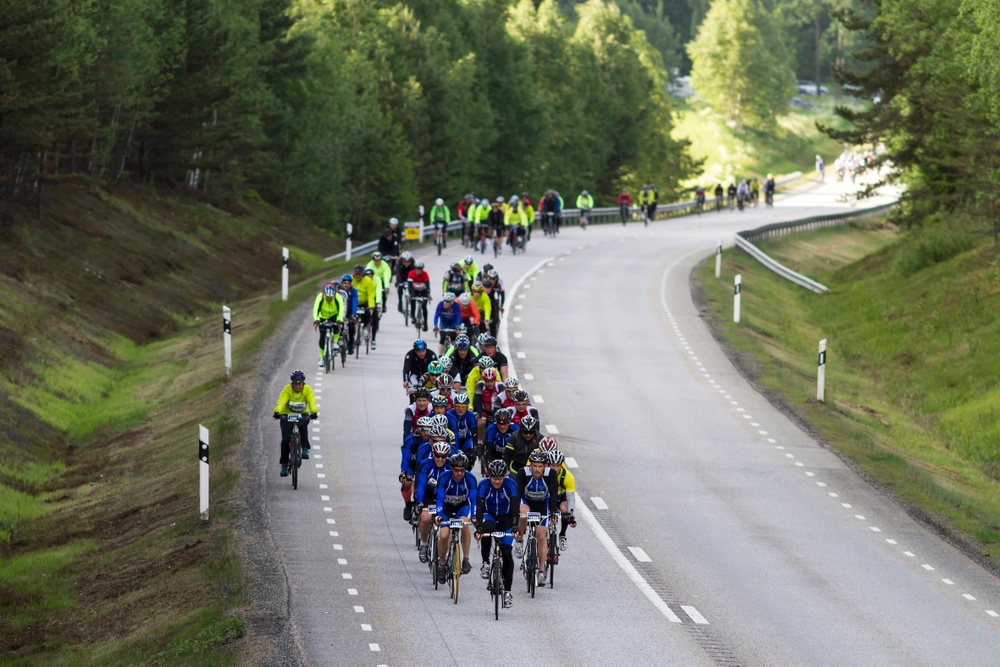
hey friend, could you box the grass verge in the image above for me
[693,217,1000,566]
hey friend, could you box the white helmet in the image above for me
[389,217,399,226]
[459,293,471,306]
[495,196,504,203]
[435,198,444,206]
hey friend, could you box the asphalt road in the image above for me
[260,180,999,666]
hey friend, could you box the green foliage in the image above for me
[688,0,796,130]
[892,217,978,276]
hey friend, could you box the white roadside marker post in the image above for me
[715,238,722,279]
[817,338,827,402]
[733,274,742,323]
[281,247,289,302]
[346,223,353,262]
[223,306,232,378]
[199,425,209,520]
[418,205,425,243]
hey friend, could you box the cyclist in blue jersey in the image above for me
[483,407,518,468]
[433,292,463,356]
[400,414,434,521]
[446,393,478,462]
[339,274,359,355]
[514,449,559,585]
[475,458,519,609]
[435,453,478,583]
[415,441,453,562]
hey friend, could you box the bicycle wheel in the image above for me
[364,325,370,355]
[451,540,461,604]
[340,338,347,366]
[403,295,410,327]
[437,233,443,255]
[432,532,440,590]
[290,433,300,490]
[547,531,557,589]
[525,538,536,598]
[323,341,332,374]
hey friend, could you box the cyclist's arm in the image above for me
[435,475,449,517]
[546,469,559,514]
[336,294,345,323]
[414,459,428,497]
[304,386,318,415]
[467,474,478,519]
[465,370,480,400]
[562,468,576,513]
[312,293,324,322]
[273,385,292,413]
[403,406,415,441]
[402,438,416,477]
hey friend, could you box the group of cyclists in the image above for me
[692,175,776,213]
[397,321,577,611]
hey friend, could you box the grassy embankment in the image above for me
[0,178,348,665]
[673,95,856,188]
[694,218,1000,566]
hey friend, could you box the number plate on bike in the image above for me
[286,414,301,423]
[449,519,464,530]
[526,512,541,523]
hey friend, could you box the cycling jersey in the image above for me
[510,406,539,426]
[366,259,392,291]
[446,408,478,452]
[273,384,318,415]
[400,431,430,476]
[355,275,379,309]
[434,301,462,329]
[461,259,480,283]
[515,466,559,514]
[503,431,539,472]
[442,270,468,296]
[554,464,576,512]
[403,402,431,441]
[415,457,452,505]
[576,194,594,209]
[617,193,631,206]
[483,422,519,462]
[448,349,479,383]
[341,287,358,317]
[395,260,415,285]
[313,292,345,323]
[457,299,480,326]
[430,204,451,224]
[471,291,491,322]
[402,349,438,384]
[436,471,478,517]
[505,206,526,228]
[476,476,519,526]
[472,379,501,415]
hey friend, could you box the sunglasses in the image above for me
[433,454,448,460]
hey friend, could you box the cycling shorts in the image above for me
[440,503,472,520]
[521,501,552,527]
[480,513,515,545]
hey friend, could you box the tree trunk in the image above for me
[815,11,822,99]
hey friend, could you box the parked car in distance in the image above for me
[796,79,829,95]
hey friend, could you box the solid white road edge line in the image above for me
[576,502,683,623]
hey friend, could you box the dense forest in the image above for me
[1,0,995,240]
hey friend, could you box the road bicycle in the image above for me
[411,295,428,336]
[521,512,541,598]
[434,222,446,255]
[427,509,441,589]
[493,228,503,257]
[357,308,373,355]
[436,327,459,351]
[318,320,342,374]
[441,518,465,603]
[483,531,508,620]
[400,285,411,327]
[765,190,774,207]
[282,413,310,490]
[579,209,589,229]
[542,211,556,237]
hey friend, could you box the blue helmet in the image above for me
[341,273,352,282]
[413,339,427,351]
[290,369,306,383]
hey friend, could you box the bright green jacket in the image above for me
[504,206,526,228]
[365,259,392,289]
[313,292,345,323]
[274,383,318,415]
[576,193,594,209]
[430,204,451,223]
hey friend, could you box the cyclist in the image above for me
[400,413,435,522]
[457,194,474,245]
[749,177,760,207]
[460,255,480,286]
[465,353,497,400]
[486,198,506,254]
[695,186,706,214]
[366,252,392,314]
[475,458,519,608]
[764,173,776,206]
[480,279,501,337]
[442,262,468,298]
[473,365,503,444]
[727,182,737,210]
[433,292,463,356]
[520,193,535,240]
[403,387,433,442]
[483,407,518,468]
[446,393,478,460]
[406,260,431,330]
[548,448,577,551]
[456,293,481,339]
[377,226,400,274]
[403,339,438,395]
[430,197,451,248]
[387,217,403,256]
[736,179,750,211]
[504,414,540,473]
[313,282,345,360]
[339,274,359,355]
[469,281,491,330]
[446,334,479,386]
[471,198,491,252]
[538,190,559,235]
[514,448,559,584]
[352,264,380,348]
[394,251,415,314]
[477,334,509,381]
[272,369,318,477]
[415,440,453,562]
[508,389,540,427]
[617,188,631,225]
[505,196,526,251]
[435,452,478,583]
[363,267,384,348]
[646,183,658,222]
[816,154,825,182]
[576,189,594,227]
[432,373,457,408]
[497,377,520,410]
[714,183,724,212]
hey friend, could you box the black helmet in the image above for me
[449,452,469,469]
[413,388,431,400]
[494,408,512,424]
[528,448,547,463]
[511,389,530,403]
[486,459,508,477]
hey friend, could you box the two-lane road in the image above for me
[257,180,999,665]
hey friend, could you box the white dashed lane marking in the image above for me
[565,457,579,469]
[545,424,559,434]
[681,605,710,625]
[590,496,609,510]
[628,546,652,562]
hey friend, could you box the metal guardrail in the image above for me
[734,201,898,293]
[324,172,806,263]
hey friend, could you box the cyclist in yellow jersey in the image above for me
[504,197,526,250]
[469,281,491,324]
[548,449,577,551]
[273,369,318,476]
[352,264,382,349]
[313,282,345,359]
[460,255,480,285]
